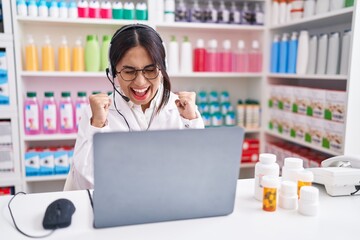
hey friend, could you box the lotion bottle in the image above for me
[296,30,309,75]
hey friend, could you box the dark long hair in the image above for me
[109,24,171,113]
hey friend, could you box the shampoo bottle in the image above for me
[89,0,100,18]
[100,35,111,71]
[316,33,328,75]
[326,32,340,75]
[27,0,38,17]
[218,1,230,24]
[288,32,298,74]
[17,0,28,17]
[168,35,179,73]
[41,35,55,71]
[59,92,74,133]
[249,40,262,72]
[49,0,60,18]
[270,35,280,73]
[58,36,71,72]
[38,0,49,17]
[42,92,58,134]
[164,0,175,22]
[272,0,280,26]
[25,35,39,71]
[234,40,248,72]
[24,92,41,135]
[193,39,207,72]
[180,36,193,73]
[340,30,351,75]
[229,1,241,24]
[220,40,232,72]
[77,0,89,18]
[68,1,78,18]
[59,0,69,18]
[189,0,203,23]
[75,92,89,131]
[72,38,85,72]
[206,39,219,72]
[296,30,309,75]
[279,33,289,73]
[135,2,147,20]
[112,1,123,19]
[175,0,188,22]
[205,0,217,23]
[100,0,112,19]
[307,35,318,74]
[85,35,100,72]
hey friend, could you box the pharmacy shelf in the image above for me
[270,7,354,31]
[170,72,263,78]
[156,22,265,31]
[0,34,13,42]
[25,174,67,182]
[0,107,17,119]
[267,73,348,80]
[24,133,77,141]
[16,16,149,27]
[265,130,339,156]
[20,71,105,78]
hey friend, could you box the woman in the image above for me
[64,24,204,190]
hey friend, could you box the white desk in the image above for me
[1,179,359,240]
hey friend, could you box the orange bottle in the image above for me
[41,35,55,71]
[72,38,85,72]
[58,36,71,71]
[25,35,39,71]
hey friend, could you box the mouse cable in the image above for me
[8,192,56,238]
[86,189,94,210]
[350,185,360,195]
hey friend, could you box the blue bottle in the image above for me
[287,32,298,74]
[279,33,289,73]
[270,35,280,73]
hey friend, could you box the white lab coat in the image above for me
[64,91,205,190]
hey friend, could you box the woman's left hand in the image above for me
[175,91,198,120]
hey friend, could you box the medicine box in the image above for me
[325,90,346,123]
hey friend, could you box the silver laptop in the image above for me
[92,127,244,228]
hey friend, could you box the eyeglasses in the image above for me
[116,65,160,82]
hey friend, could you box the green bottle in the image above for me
[345,0,355,7]
[100,35,111,71]
[112,1,123,19]
[123,2,135,20]
[85,35,100,72]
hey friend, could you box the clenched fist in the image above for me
[175,91,197,120]
[89,93,112,128]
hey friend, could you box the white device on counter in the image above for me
[308,155,360,196]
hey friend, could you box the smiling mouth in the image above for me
[131,86,150,98]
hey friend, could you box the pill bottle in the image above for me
[262,175,279,212]
[279,180,298,210]
[298,186,319,216]
[282,157,304,182]
[254,153,279,201]
[297,170,314,198]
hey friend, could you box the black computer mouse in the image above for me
[42,198,76,230]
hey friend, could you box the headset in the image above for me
[105,24,164,131]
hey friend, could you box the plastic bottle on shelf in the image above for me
[296,30,309,75]
[100,35,111,71]
[255,2,264,25]
[168,35,179,74]
[248,40,262,73]
[85,35,100,72]
[189,0,203,23]
[28,0,38,17]
[42,92,58,134]
[68,1,78,18]
[25,35,39,71]
[315,0,330,15]
[75,92,89,131]
[38,0,49,17]
[180,36,193,73]
[123,2,135,20]
[254,153,280,201]
[72,38,85,72]
[112,1,123,20]
[24,92,41,135]
[17,0,28,17]
[156,0,164,22]
[164,0,175,22]
[49,0,60,18]
[307,35,318,74]
[236,100,245,127]
[59,0,68,18]
[304,0,316,18]
[229,1,240,24]
[175,0,188,22]
[282,157,304,182]
[220,40,232,72]
[41,35,55,71]
[218,1,230,24]
[286,0,292,22]
[77,0,89,18]
[58,36,71,72]
[206,39,219,72]
[340,30,351,75]
[241,2,252,25]
[234,40,248,72]
[316,33,328,75]
[270,35,280,73]
[59,92,75,133]
[193,39,206,72]
[205,0,217,23]
[272,0,280,26]
[279,0,287,24]
[100,0,112,19]
[330,0,344,11]
[89,0,100,18]
[135,2,147,20]
[279,33,289,73]
[326,32,340,75]
[287,32,298,74]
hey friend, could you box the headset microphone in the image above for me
[106,68,130,102]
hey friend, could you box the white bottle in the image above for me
[286,0,292,22]
[303,0,316,18]
[68,1,78,18]
[59,0,69,18]
[168,35,179,74]
[156,0,164,22]
[38,0,49,17]
[279,181,298,210]
[316,33,328,75]
[279,0,287,24]
[164,0,175,22]
[340,30,351,75]
[296,30,310,75]
[315,0,330,15]
[17,0,28,16]
[254,153,280,201]
[282,157,304,182]
[307,35,318,74]
[298,186,319,216]
[326,32,340,75]
[218,1,230,24]
[255,3,264,25]
[272,0,280,26]
[28,0,38,17]
[49,0,60,18]
[330,0,344,11]
[180,36,193,73]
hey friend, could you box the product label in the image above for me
[25,104,39,131]
[60,103,74,130]
[43,104,57,130]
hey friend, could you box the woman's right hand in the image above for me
[89,93,112,128]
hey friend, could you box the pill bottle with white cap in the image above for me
[298,186,319,216]
[262,175,280,212]
[282,157,304,182]
[297,170,314,198]
[279,180,298,210]
[254,153,279,201]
